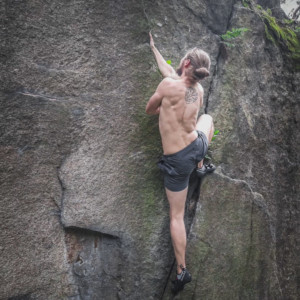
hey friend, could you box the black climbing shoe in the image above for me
[171,266,192,294]
[196,163,216,178]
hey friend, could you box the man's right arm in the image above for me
[149,32,177,78]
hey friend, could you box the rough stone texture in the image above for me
[1,0,299,299]
[163,2,300,299]
[163,171,277,299]
[182,0,236,34]
[0,91,79,299]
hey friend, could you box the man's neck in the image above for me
[180,69,194,86]
[180,75,195,87]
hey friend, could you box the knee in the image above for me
[170,213,184,224]
[198,114,214,127]
[201,113,213,122]
[170,218,183,232]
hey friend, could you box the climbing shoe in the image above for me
[171,265,192,294]
[196,163,216,178]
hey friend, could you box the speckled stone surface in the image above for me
[1,0,299,299]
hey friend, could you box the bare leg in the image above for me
[195,114,214,168]
[165,187,188,274]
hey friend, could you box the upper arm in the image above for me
[146,79,170,114]
[146,91,162,113]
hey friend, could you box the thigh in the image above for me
[166,187,188,219]
[196,114,213,142]
[194,132,208,162]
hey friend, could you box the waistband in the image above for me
[163,131,200,158]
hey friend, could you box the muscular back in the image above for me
[159,77,204,154]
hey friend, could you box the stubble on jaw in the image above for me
[176,62,183,76]
[176,58,185,76]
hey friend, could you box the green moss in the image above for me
[124,48,168,237]
[284,19,294,25]
[244,0,300,67]
[262,11,300,68]
[264,24,276,44]
[221,27,249,48]
[221,28,249,41]
[266,8,272,15]
[242,0,250,8]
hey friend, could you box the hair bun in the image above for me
[194,67,210,79]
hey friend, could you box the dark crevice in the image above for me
[56,165,66,227]
[8,294,32,300]
[205,46,222,114]
[182,3,216,35]
[182,1,235,36]
[160,259,176,299]
[205,1,237,113]
[160,174,201,299]
[64,225,120,240]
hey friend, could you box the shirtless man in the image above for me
[146,33,215,293]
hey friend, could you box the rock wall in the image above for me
[0,0,299,299]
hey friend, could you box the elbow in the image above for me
[145,105,151,115]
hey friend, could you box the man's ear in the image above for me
[184,59,191,67]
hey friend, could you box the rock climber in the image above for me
[146,32,215,294]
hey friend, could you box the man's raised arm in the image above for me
[149,32,177,78]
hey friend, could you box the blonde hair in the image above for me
[184,48,211,83]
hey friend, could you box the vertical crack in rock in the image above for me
[161,3,237,297]
[160,176,201,299]
[160,259,176,299]
[56,164,66,226]
[182,3,213,35]
[205,1,237,113]
[204,47,222,114]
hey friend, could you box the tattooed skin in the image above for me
[185,87,198,104]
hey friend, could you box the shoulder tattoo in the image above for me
[185,87,198,104]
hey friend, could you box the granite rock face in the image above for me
[1,0,299,299]
[163,2,300,299]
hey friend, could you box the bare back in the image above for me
[159,78,204,154]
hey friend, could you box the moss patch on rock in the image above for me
[124,48,167,237]
[262,11,300,64]
[244,1,300,69]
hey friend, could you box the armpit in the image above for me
[168,73,180,80]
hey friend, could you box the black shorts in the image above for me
[157,131,208,192]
